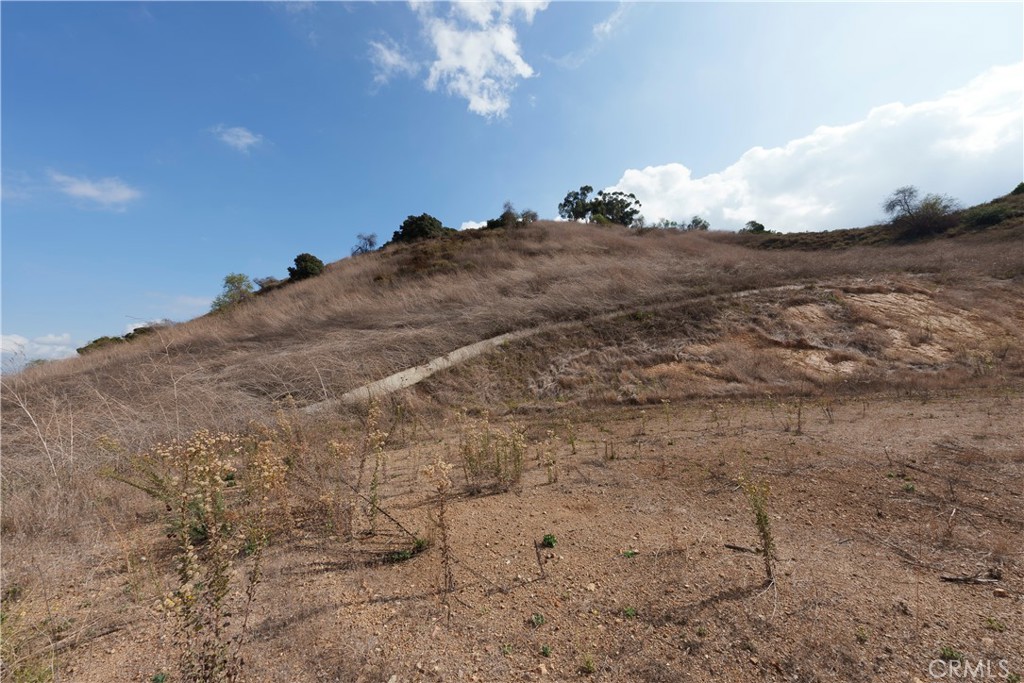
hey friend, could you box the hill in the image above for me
[2,191,1023,682]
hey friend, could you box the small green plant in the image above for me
[984,617,1006,632]
[695,625,707,638]
[739,475,777,585]
[938,646,964,662]
[623,607,637,618]
[579,654,596,675]
[621,549,638,558]
[541,534,557,548]
[902,482,916,493]
[855,627,869,644]
[500,643,513,657]
[530,612,546,628]
[1006,673,1021,683]
[152,674,169,683]
[540,645,552,658]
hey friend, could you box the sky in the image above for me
[2,1,1022,368]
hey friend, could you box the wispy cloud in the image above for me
[609,62,1024,232]
[48,170,141,210]
[550,2,631,69]
[211,124,265,153]
[414,1,548,118]
[369,37,418,86]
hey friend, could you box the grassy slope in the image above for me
[2,189,1023,681]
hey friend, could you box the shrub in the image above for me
[740,220,767,234]
[351,233,378,256]
[76,335,126,355]
[1011,182,1024,195]
[390,213,454,244]
[287,253,326,282]
[963,204,1010,229]
[882,185,961,238]
[211,273,255,311]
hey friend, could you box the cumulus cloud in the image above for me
[1,332,77,371]
[211,125,264,153]
[609,63,1024,232]
[459,220,487,231]
[49,170,141,210]
[414,1,548,117]
[369,37,418,86]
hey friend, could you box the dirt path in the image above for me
[302,283,814,414]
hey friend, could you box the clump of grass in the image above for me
[529,612,546,628]
[739,475,777,585]
[541,534,557,548]
[579,654,596,675]
[938,646,964,663]
[540,645,552,657]
[456,411,525,493]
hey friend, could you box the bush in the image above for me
[390,213,454,244]
[1011,182,1024,196]
[211,273,255,311]
[963,204,1010,229]
[287,253,326,281]
[76,335,125,355]
[882,185,961,239]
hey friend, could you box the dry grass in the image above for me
[2,218,1023,680]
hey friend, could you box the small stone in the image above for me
[993,588,1009,598]
[537,663,548,676]
[586,583,596,592]
[981,637,994,649]
[750,656,759,665]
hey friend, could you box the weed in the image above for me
[623,607,637,618]
[695,625,707,638]
[739,475,777,585]
[530,612,546,628]
[902,482,916,493]
[984,617,1006,632]
[456,412,525,493]
[540,645,552,658]
[542,534,557,549]
[603,440,617,462]
[425,454,455,620]
[621,549,638,559]
[579,654,596,675]
[126,429,286,683]
[152,674,170,683]
[500,643,513,657]
[938,646,964,663]
[855,627,869,644]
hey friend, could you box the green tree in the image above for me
[287,253,326,281]
[740,220,767,234]
[390,213,453,244]
[210,273,255,311]
[558,185,594,221]
[590,190,643,228]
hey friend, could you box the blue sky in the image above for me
[2,1,1022,367]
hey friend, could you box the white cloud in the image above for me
[123,319,174,335]
[414,2,548,117]
[48,170,141,210]
[459,220,487,231]
[550,2,631,70]
[211,125,264,153]
[1,332,78,371]
[609,63,1024,232]
[369,37,418,85]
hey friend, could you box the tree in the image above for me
[287,253,326,281]
[211,273,255,311]
[558,185,643,227]
[882,185,961,238]
[558,185,594,221]
[390,213,453,244]
[686,215,710,231]
[740,220,767,234]
[590,190,642,227]
[351,232,378,256]
[486,201,539,230]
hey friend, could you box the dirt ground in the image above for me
[20,391,1022,683]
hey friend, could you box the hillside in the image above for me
[2,195,1023,682]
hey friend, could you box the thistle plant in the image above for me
[424,454,455,620]
[739,475,777,585]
